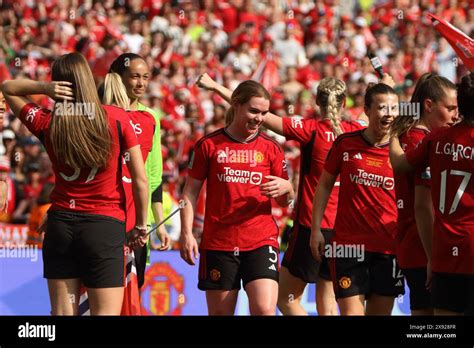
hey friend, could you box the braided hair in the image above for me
[316,77,346,137]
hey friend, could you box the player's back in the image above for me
[427,124,473,275]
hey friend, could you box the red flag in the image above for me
[78,246,141,315]
[428,13,474,70]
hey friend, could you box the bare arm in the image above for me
[151,202,171,250]
[179,177,204,265]
[196,73,284,134]
[414,185,434,287]
[310,170,337,262]
[1,80,73,116]
[260,175,295,207]
[126,145,149,247]
[389,136,414,173]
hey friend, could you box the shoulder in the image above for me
[341,120,366,130]
[102,104,128,122]
[260,132,284,154]
[138,103,160,122]
[195,128,225,148]
[128,110,156,125]
[333,129,363,147]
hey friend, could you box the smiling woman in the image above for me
[180,80,294,316]
[311,82,403,316]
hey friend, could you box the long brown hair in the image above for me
[390,73,456,136]
[225,80,271,126]
[49,52,112,168]
[316,77,346,137]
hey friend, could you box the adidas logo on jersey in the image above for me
[268,264,277,271]
[353,153,363,160]
[395,279,403,287]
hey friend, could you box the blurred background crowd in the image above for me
[0,0,472,248]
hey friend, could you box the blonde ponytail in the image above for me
[102,72,130,110]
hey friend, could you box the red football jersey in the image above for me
[282,117,364,229]
[324,130,398,254]
[20,103,138,221]
[120,110,156,232]
[395,128,430,269]
[188,128,288,251]
[406,123,474,275]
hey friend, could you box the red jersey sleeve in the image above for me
[188,139,209,181]
[324,137,344,176]
[406,133,431,170]
[282,116,314,145]
[19,103,51,138]
[270,145,289,180]
[414,165,431,187]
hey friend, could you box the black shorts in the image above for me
[133,244,147,289]
[402,267,432,310]
[432,272,474,315]
[43,210,126,288]
[330,251,405,299]
[281,225,333,283]
[198,245,279,291]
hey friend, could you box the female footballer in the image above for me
[180,80,294,315]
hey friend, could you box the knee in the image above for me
[316,297,339,315]
[250,303,276,316]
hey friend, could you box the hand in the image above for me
[0,181,8,213]
[128,226,148,249]
[156,225,171,251]
[179,233,199,265]
[260,175,291,198]
[425,260,432,290]
[196,73,217,91]
[44,81,74,101]
[380,73,395,88]
[310,229,325,263]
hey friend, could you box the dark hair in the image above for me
[364,83,397,108]
[457,72,474,122]
[225,80,271,126]
[109,53,145,77]
[390,73,456,136]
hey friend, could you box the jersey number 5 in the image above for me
[439,170,471,214]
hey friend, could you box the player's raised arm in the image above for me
[196,73,284,134]
[1,80,74,116]
[389,136,414,172]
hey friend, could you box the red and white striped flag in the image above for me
[428,13,474,70]
[78,246,141,315]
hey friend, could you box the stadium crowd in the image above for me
[0,0,472,248]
